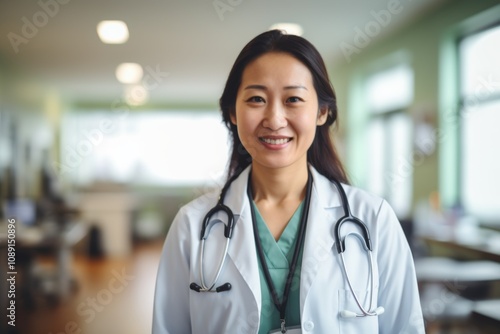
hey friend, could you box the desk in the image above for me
[473,299,500,322]
[0,221,87,305]
[78,190,134,257]
[471,299,500,334]
[415,257,500,283]
[420,229,500,262]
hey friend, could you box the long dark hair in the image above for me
[219,29,349,184]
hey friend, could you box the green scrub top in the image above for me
[252,201,304,334]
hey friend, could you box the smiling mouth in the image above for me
[259,137,292,145]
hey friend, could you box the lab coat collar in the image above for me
[308,166,343,209]
[222,165,343,314]
[222,165,343,212]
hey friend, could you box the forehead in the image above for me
[241,52,314,86]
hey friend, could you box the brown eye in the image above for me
[286,96,303,103]
[246,96,265,103]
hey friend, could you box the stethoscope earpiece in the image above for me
[189,282,231,293]
[216,282,232,293]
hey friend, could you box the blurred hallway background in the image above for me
[12,240,162,334]
[1,0,500,333]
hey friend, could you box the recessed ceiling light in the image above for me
[269,23,304,36]
[97,20,129,44]
[116,63,143,84]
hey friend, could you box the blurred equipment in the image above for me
[415,257,500,333]
[0,197,86,308]
[88,224,105,258]
[2,198,36,226]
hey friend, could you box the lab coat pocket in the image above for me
[338,288,379,334]
[189,287,237,332]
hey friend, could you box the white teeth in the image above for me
[261,138,290,145]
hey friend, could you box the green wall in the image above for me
[331,0,500,212]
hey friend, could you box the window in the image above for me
[365,64,414,218]
[59,111,230,187]
[459,24,500,222]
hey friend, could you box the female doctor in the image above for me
[153,30,425,334]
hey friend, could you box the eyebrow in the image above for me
[243,84,308,91]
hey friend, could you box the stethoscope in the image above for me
[189,172,238,293]
[332,174,385,318]
[189,168,384,321]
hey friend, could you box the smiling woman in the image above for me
[231,52,328,173]
[153,29,424,334]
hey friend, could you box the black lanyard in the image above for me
[247,170,313,333]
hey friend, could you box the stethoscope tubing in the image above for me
[190,169,384,318]
[340,250,377,316]
[190,177,237,293]
[330,180,381,317]
[199,237,230,292]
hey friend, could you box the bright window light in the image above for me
[460,25,500,223]
[366,64,413,113]
[462,100,500,221]
[61,111,229,187]
[460,25,500,99]
[388,114,412,217]
[97,20,129,44]
[116,63,143,84]
[364,63,413,218]
[367,119,385,196]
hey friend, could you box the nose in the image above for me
[262,102,287,130]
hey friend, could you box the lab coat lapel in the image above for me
[224,167,262,311]
[216,166,343,314]
[300,167,342,308]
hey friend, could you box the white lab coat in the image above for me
[153,166,425,334]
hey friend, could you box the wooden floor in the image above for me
[13,239,163,334]
[9,239,497,334]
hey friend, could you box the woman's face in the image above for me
[231,52,327,172]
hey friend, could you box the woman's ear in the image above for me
[230,110,237,125]
[317,106,329,126]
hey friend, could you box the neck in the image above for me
[250,163,309,204]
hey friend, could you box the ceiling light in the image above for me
[116,63,143,84]
[269,23,303,36]
[97,20,129,44]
